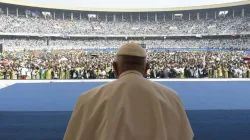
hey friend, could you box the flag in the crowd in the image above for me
[31,11,40,17]
[25,10,32,16]
[25,10,40,17]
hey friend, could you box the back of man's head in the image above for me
[113,43,149,77]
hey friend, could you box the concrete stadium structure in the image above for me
[0,0,250,24]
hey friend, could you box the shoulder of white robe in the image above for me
[77,84,105,105]
[77,88,98,105]
[156,81,180,96]
[72,89,95,113]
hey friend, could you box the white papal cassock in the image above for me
[64,70,194,140]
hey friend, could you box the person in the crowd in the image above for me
[20,65,28,79]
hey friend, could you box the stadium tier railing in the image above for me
[1,78,250,89]
[1,32,249,37]
[5,47,250,53]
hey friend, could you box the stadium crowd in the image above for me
[2,38,250,51]
[0,12,250,80]
[0,49,249,79]
[1,14,250,35]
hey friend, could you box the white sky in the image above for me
[22,0,245,8]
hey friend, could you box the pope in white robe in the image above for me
[64,43,194,140]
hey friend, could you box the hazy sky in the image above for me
[22,0,245,8]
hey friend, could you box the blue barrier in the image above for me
[0,80,250,111]
[0,79,250,140]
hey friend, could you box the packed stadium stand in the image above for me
[0,14,250,35]
[0,1,250,80]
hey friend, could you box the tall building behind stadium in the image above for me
[0,0,250,51]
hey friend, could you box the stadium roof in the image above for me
[0,0,250,12]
